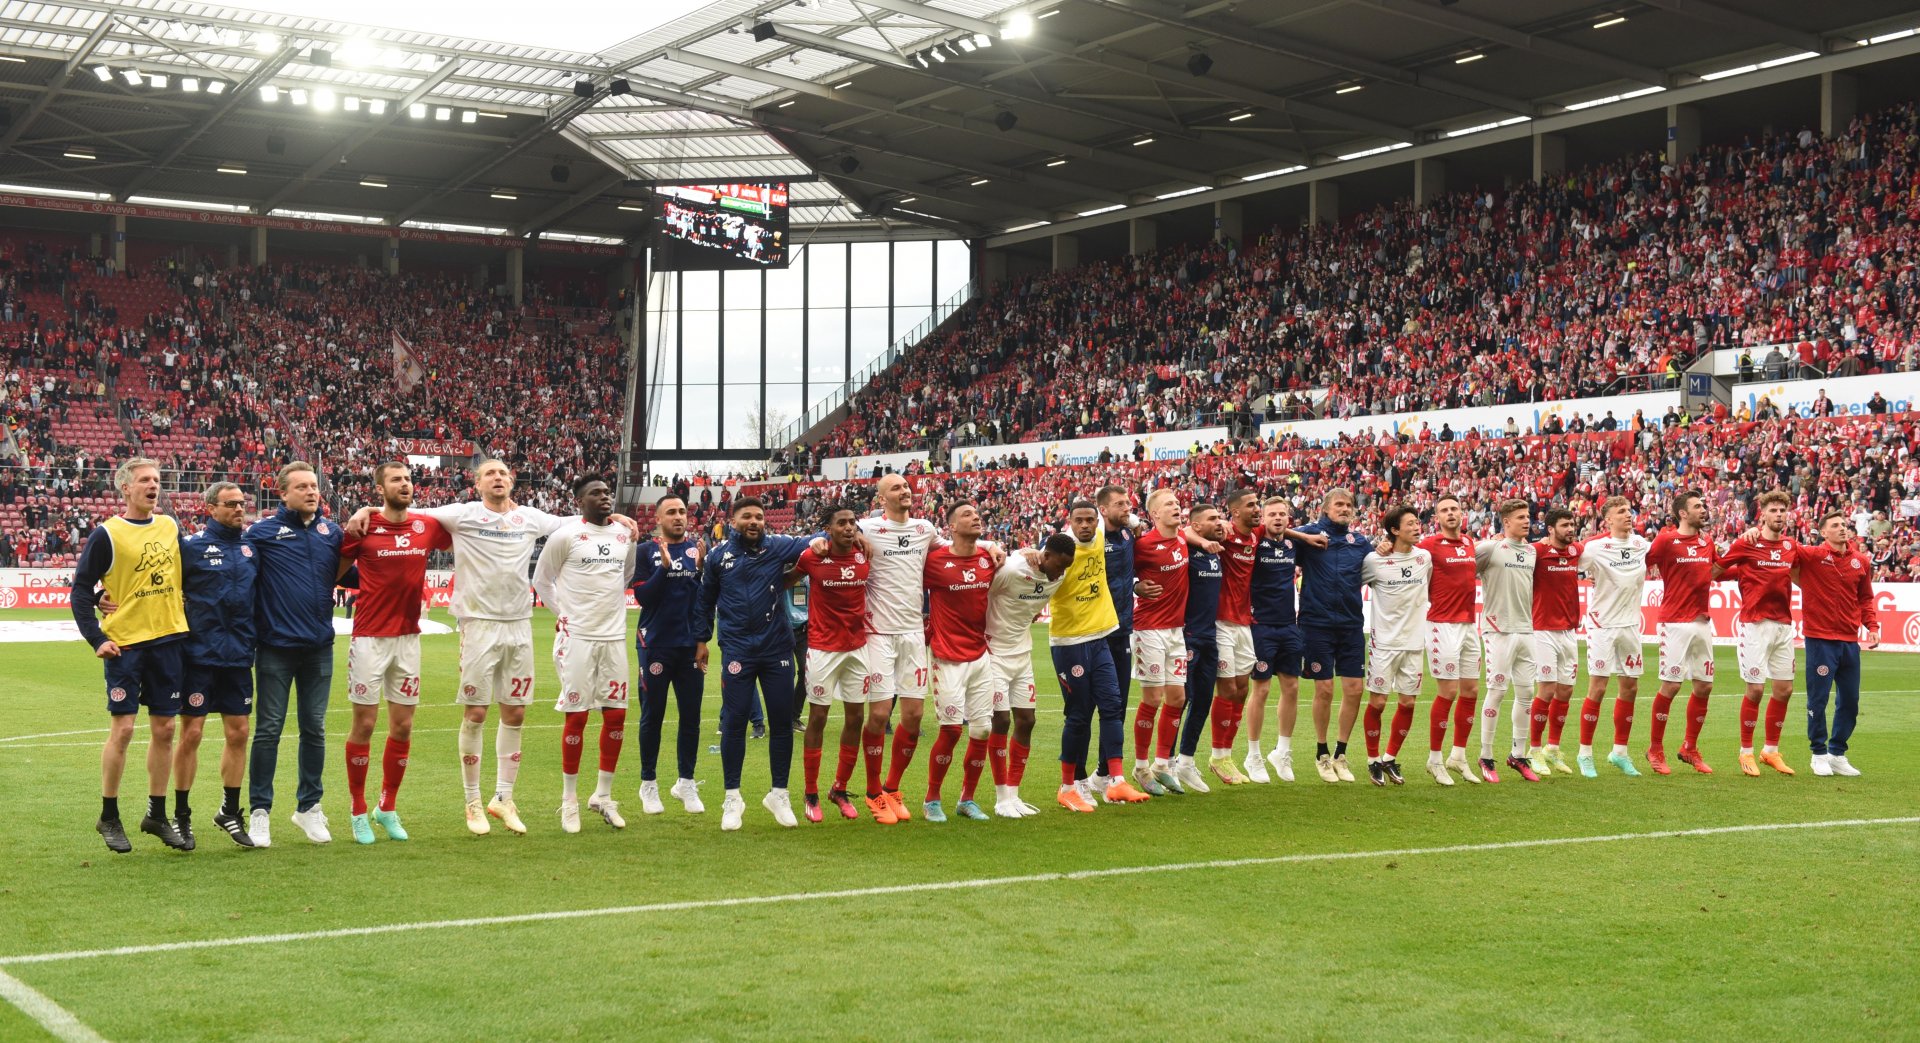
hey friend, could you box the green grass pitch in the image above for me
[2,607,1916,1041]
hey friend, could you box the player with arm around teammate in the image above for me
[1287,488,1373,783]
[1575,497,1651,778]
[1246,496,1305,783]
[1645,489,1719,776]
[1419,494,1484,785]
[1473,498,1539,782]
[1715,489,1800,777]
[1526,508,1584,777]
[986,534,1076,818]
[1174,504,1227,795]
[1359,506,1433,785]
[790,503,878,823]
[1129,488,1192,796]
[921,502,1002,822]
[631,495,706,815]
[177,481,261,846]
[1791,512,1880,777]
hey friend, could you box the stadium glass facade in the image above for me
[642,239,972,454]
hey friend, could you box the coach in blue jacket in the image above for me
[632,493,708,814]
[178,482,260,847]
[693,496,815,831]
[245,462,346,845]
[1289,487,1371,776]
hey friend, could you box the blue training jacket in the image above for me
[181,518,257,666]
[1184,545,1223,644]
[632,538,702,650]
[245,507,344,650]
[694,532,813,662]
[1103,523,1134,630]
[1292,515,1370,629]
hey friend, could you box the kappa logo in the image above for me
[727,661,742,674]
[649,661,664,675]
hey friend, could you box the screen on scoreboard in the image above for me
[650,182,789,271]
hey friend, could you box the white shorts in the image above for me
[346,634,421,706]
[552,632,629,712]
[1533,631,1578,685]
[990,652,1036,712]
[1131,627,1189,685]
[1366,646,1423,696]
[1738,619,1795,683]
[1586,625,1645,678]
[864,631,928,702]
[458,617,536,705]
[932,656,995,726]
[1215,622,1255,678]
[1657,621,1716,683]
[1426,621,1481,680]
[1483,631,1537,689]
[804,646,873,706]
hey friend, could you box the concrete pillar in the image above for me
[1532,132,1567,181]
[385,236,400,276]
[226,242,240,268]
[109,215,126,273]
[505,246,525,307]
[249,226,268,265]
[1307,180,1339,227]
[1212,199,1242,244]
[88,229,102,258]
[1127,217,1157,255]
[981,247,1010,289]
[1050,233,1079,272]
[1666,103,1701,164]
[1820,72,1858,137]
[1413,158,1446,206]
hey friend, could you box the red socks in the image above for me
[1579,696,1603,746]
[961,737,989,801]
[1429,695,1453,752]
[1388,703,1413,757]
[1764,697,1789,747]
[345,741,371,816]
[862,725,886,795]
[1683,694,1710,750]
[1612,698,1635,746]
[1208,697,1244,749]
[1528,696,1550,747]
[1547,699,1569,746]
[1059,761,1076,786]
[834,741,859,792]
[599,708,625,774]
[561,711,589,775]
[1155,703,1182,759]
[987,733,1008,786]
[1451,692,1476,751]
[803,746,823,798]
[378,738,409,813]
[1133,701,1157,762]
[1009,740,1031,786]
[923,725,962,802]
[1363,704,1384,758]
[1649,693,1675,751]
[1739,696,1761,749]
[884,725,920,792]
[1105,756,1124,780]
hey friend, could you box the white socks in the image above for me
[1479,685,1505,759]
[1247,739,1263,758]
[1578,743,1594,758]
[561,773,578,801]
[1510,687,1532,757]
[594,770,615,801]
[495,724,523,799]
[1611,743,1629,758]
[1275,736,1291,756]
[458,719,484,801]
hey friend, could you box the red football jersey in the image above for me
[1794,542,1876,641]
[1718,536,1797,623]
[1647,528,1717,623]
[1132,530,1190,631]
[923,544,996,662]
[1420,534,1478,623]
[1216,525,1258,626]
[794,545,870,653]
[1530,540,1583,631]
[340,512,450,637]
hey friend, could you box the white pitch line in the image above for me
[3,816,1913,968]
[0,967,108,1042]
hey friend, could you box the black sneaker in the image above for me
[174,815,197,851]
[1381,758,1405,785]
[97,817,132,853]
[212,810,257,847]
[750,721,768,740]
[140,814,191,850]
[1366,760,1386,786]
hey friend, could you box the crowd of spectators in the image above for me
[812,101,1920,459]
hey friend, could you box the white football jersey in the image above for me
[1579,533,1651,629]
[531,520,637,642]
[1475,538,1535,634]
[986,552,1065,657]
[858,515,939,635]
[418,501,570,622]
[1361,548,1432,651]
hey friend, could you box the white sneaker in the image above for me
[589,795,627,828]
[289,804,331,844]
[486,795,527,835]
[1242,750,1271,784]
[1427,758,1456,786]
[670,778,706,814]
[1445,751,1481,783]
[1173,756,1211,794]
[1314,754,1339,783]
[762,789,798,827]
[1017,800,1042,816]
[559,799,581,834]
[1077,778,1100,806]
[638,780,664,815]
[247,808,272,848]
[996,786,1029,818]
[1828,755,1861,777]
[1331,754,1356,783]
[464,797,491,835]
[1266,748,1294,783]
[1809,754,1834,777]
[720,791,746,831]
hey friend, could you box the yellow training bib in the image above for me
[100,515,188,647]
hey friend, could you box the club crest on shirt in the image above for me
[241,545,253,557]
[317,521,331,535]
[412,519,426,534]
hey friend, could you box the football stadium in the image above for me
[4,0,1920,1039]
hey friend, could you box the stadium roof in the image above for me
[1,0,1917,246]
